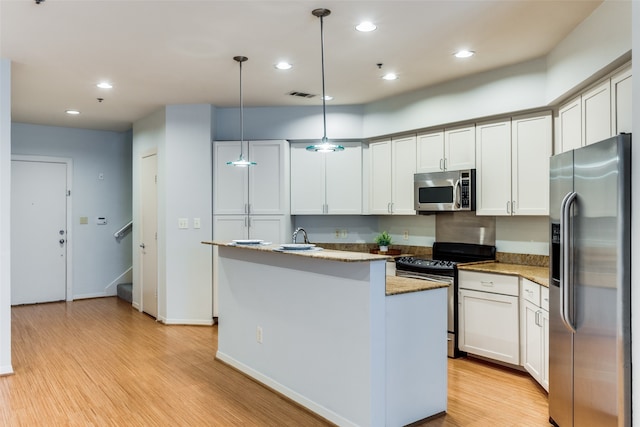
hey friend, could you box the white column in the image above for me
[0,58,13,375]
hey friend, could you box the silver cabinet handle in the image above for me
[443,158,447,171]
[439,158,444,171]
[511,200,516,215]
[480,281,494,287]
[506,201,511,214]
[560,191,577,333]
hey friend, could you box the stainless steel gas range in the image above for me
[395,242,496,358]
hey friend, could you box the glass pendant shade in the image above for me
[227,55,256,166]
[306,8,344,153]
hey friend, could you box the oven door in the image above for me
[396,270,456,357]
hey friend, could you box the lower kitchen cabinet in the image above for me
[520,279,549,391]
[458,271,520,365]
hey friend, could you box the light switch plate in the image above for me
[193,218,201,229]
[178,218,189,229]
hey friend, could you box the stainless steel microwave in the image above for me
[414,169,476,213]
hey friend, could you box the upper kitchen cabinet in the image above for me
[555,63,631,154]
[213,140,289,215]
[290,141,362,215]
[476,113,551,216]
[581,79,611,147]
[369,135,416,215]
[611,65,632,136]
[417,125,475,173]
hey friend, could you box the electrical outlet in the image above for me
[178,218,189,229]
[335,229,341,238]
[340,229,348,238]
[403,230,409,240]
[256,326,263,344]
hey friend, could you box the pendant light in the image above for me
[227,55,256,166]
[306,8,344,153]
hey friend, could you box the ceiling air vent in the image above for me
[288,91,317,99]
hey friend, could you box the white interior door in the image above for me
[141,153,158,318]
[11,159,68,305]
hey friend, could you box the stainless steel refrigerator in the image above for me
[549,134,631,426]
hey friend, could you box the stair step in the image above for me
[116,282,133,303]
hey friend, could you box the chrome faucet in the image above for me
[292,227,310,244]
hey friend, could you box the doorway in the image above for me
[11,156,72,305]
[140,152,158,317]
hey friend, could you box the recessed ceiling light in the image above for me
[96,82,113,89]
[454,50,475,58]
[65,110,80,115]
[275,62,292,70]
[382,73,398,81]
[322,95,333,101]
[356,21,377,32]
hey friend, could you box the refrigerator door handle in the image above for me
[560,191,577,333]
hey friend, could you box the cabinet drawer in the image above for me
[458,271,519,296]
[540,286,549,311]
[521,278,540,306]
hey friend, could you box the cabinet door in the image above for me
[214,141,249,214]
[213,215,247,241]
[541,308,549,392]
[557,97,582,154]
[459,288,520,365]
[391,135,416,214]
[369,140,393,214]
[511,113,551,216]
[249,141,287,215]
[475,120,512,216]
[445,125,475,171]
[611,66,632,135]
[582,79,611,146]
[416,131,444,173]
[521,299,543,384]
[249,216,288,244]
[325,142,362,214]
[290,143,325,215]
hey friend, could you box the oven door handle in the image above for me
[395,271,453,284]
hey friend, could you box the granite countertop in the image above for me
[386,275,449,296]
[202,241,390,263]
[457,262,549,288]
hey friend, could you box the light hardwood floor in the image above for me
[3,298,549,426]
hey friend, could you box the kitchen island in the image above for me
[203,241,447,427]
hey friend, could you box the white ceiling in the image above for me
[0,0,602,132]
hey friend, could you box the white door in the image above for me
[11,159,68,304]
[416,131,444,173]
[141,153,158,318]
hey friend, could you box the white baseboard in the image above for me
[0,364,14,376]
[160,318,214,326]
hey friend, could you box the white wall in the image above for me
[546,0,632,104]
[362,58,548,137]
[215,105,364,141]
[0,58,12,375]
[163,104,213,324]
[11,123,132,300]
[132,105,214,325]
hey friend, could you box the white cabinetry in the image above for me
[520,278,549,391]
[458,271,520,365]
[213,140,291,243]
[556,64,631,154]
[476,113,551,216]
[611,65,632,135]
[290,141,362,215]
[369,135,416,215]
[582,79,611,147]
[417,125,475,173]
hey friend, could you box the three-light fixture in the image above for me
[306,8,344,153]
[227,56,256,167]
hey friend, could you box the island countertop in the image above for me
[202,240,390,262]
[458,261,549,287]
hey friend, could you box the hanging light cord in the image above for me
[237,56,246,155]
[319,11,328,143]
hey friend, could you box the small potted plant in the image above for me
[375,231,392,253]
